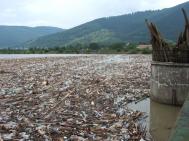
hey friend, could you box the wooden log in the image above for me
[182,8,189,47]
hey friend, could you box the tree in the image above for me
[89,43,100,50]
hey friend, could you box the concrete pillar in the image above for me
[151,62,189,106]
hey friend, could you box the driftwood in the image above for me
[0,56,151,140]
[146,8,189,63]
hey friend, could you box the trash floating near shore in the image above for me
[0,55,151,140]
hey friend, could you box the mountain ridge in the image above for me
[1,1,189,49]
[23,1,189,48]
[0,26,64,48]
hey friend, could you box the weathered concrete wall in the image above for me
[169,94,189,141]
[151,62,189,106]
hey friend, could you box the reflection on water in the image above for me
[128,98,181,141]
[150,100,181,141]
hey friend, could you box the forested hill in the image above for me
[4,2,189,49]
[0,26,64,48]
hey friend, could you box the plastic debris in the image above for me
[0,55,151,140]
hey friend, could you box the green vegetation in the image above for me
[0,43,152,54]
[20,2,189,49]
[0,2,188,50]
[0,26,64,48]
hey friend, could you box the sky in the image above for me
[0,0,188,29]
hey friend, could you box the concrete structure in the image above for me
[151,61,189,106]
[169,94,189,141]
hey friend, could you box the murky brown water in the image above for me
[128,98,181,141]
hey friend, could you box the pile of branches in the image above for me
[146,8,189,63]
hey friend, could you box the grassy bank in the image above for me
[0,43,152,54]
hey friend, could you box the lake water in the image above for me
[128,98,181,141]
[0,54,92,59]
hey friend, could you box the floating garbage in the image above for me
[0,55,151,140]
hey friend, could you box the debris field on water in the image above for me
[0,55,151,141]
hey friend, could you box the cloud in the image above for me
[0,0,188,28]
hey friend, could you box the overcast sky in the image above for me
[0,0,188,29]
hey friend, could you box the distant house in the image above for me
[137,44,152,50]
